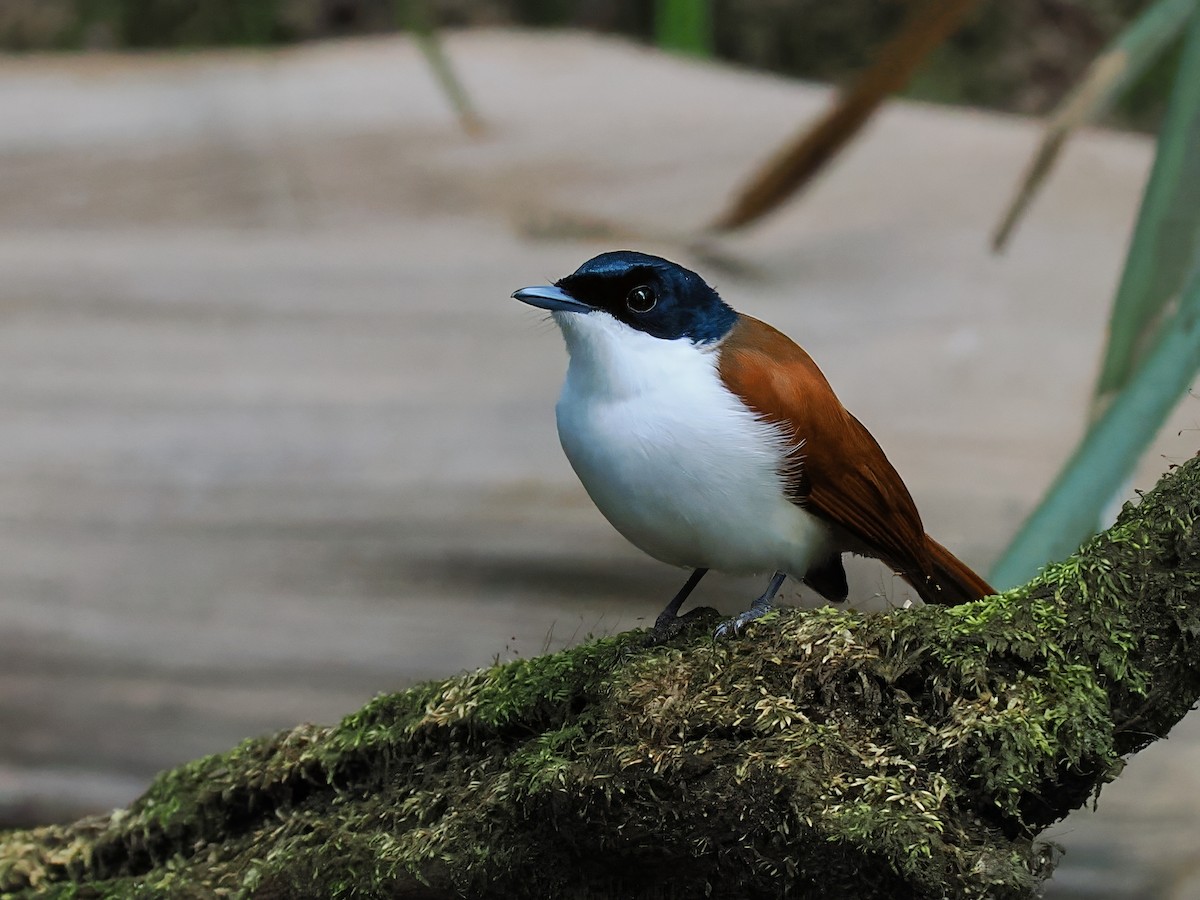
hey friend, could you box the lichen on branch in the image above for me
[3,455,1200,900]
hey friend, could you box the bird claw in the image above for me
[645,607,714,646]
[644,619,683,647]
[713,604,772,639]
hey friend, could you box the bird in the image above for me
[512,250,994,639]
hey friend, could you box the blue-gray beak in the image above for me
[512,284,593,313]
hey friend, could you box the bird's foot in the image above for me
[714,603,773,639]
[644,607,716,646]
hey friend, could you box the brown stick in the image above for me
[709,0,980,232]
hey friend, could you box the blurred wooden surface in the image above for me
[0,32,1196,897]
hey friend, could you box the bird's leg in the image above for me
[715,571,787,639]
[646,568,709,643]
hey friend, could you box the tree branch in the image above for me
[4,455,1200,899]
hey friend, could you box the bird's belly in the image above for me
[556,386,833,576]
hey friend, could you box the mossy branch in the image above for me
[4,456,1200,899]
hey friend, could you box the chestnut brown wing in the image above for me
[717,316,934,581]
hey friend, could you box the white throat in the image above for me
[553,310,707,401]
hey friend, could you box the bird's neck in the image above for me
[555,310,722,403]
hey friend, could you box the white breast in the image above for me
[552,311,834,576]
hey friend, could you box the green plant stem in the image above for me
[401,0,483,135]
[992,0,1198,251]
[655,0,711,56]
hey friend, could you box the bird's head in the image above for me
[512,251,737,347]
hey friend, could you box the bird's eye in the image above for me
[626,285,657,313]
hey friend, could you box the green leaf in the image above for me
[991,258,1200,589]
[1092,4,1200,416]
[990,7,1200,588]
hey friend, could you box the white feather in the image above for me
[552,310,834,576]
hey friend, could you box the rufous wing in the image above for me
[718,315,964,601]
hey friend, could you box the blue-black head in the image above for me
[512,251,738,344]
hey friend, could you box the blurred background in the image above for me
[1,1,1199,897]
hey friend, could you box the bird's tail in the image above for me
[905,535,994,606]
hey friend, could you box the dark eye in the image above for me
[626,285,657,313]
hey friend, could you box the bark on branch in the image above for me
[4,455,1200,899]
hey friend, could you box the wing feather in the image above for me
[717,316,933,580]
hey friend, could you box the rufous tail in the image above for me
[904,535,994,606]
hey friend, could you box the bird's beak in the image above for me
[511,284,592,314]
